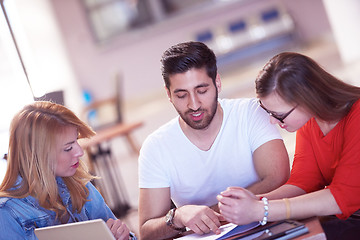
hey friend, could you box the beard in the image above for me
[177,91,218,130]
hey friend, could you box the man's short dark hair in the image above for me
[161,41,217,89]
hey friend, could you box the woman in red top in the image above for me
[217,52,360,240]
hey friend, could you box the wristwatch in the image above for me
[165,208,186,232]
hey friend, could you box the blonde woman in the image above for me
[0,101,136,240]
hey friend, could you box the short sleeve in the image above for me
[247,99,283,152]
[138,126,174,189]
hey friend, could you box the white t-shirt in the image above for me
[138,98,282,207]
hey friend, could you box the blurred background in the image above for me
[1,0,360,236]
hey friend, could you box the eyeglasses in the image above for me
[259,100,297,123]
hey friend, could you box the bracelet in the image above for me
[259,197,269,225]
[283,198,291,219]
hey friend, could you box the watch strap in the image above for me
[166,208,186,232]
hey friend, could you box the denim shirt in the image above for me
[0,177,136,240]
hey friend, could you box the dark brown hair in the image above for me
[161,41,217,90]
[255,52,360,121]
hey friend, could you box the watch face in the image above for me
[166,208,175,225]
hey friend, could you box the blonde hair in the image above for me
[0,101,96,218]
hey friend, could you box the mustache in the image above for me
[185,108,205,114]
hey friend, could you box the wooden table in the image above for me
[295,217,326,240]
[174,217,326,239]
[80,121,143,154]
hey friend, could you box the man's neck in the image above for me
[179,103,223,151]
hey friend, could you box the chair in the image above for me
[80,75,143,217]
[81,74,142,154]
[34,90,64,105]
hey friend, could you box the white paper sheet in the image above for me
[177,222,260,240]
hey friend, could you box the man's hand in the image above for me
[175,205,225,235]
[106,218,131,240]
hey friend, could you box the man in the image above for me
[138,41,290,240]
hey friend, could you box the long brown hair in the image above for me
[0,101,95,217]
[255,52,360,121]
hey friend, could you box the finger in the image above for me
[114,225,125,239]
[111,220,122,233]
[202,218,220,234]
[214,211,226,222]
[218,205,236,223]
[217,194,237,206]
[189,223,203,235]
[108,219,125,236]
[219,186,245,197]
[218,202,236,219]
[201,209,222,234]
[106,218,115,228]
[219,189,233,197]
[197,222,212,234]
[221,188,247,199]
[115,224,130,240]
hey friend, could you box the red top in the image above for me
[287,100,360,219]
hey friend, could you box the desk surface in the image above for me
[295,217,326,240]
[174,217,326,240]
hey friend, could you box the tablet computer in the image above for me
[233,220,308,240]
[34,219,115,240]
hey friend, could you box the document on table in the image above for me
[177,222,260,240]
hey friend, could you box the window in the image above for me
[0,1,34,182]
[82,0,217,42]
[83,0,153,42]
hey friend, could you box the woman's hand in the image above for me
[217,187,262,225]
[106,218,131,240]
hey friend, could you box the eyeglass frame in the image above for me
[258,100,297,123]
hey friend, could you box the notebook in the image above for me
[34,219,115,240]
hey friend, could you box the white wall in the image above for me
[323,0,360,64]
[50,0,332,107]
[6,0,83,114]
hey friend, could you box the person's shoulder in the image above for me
[220,98,260,116]
[85,181,96,189]
[339,99,360,124]
[220,98,256,110]
[340,99,360,127]
[349,99,360,114]
[0,197,12,208]
[0,196,28,209]
[219,97,254,105]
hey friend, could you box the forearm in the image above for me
[258,184,306,200]
[140,216,182,240]
[246,174,288,195]
[263,189,341,222]
[219,186,342,226]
